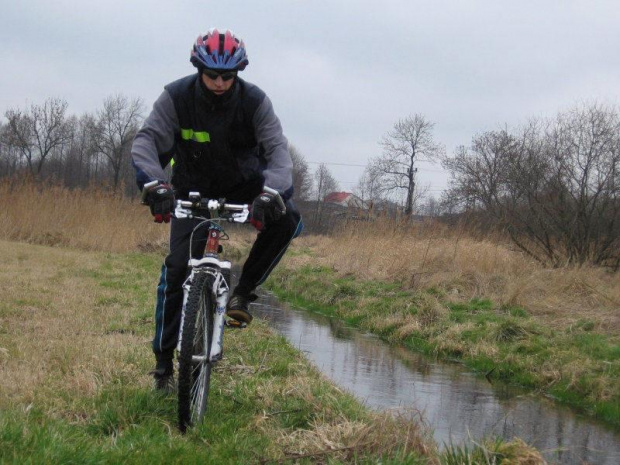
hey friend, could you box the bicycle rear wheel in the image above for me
[178,271,215,432]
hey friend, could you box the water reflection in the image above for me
[253,293,620,465]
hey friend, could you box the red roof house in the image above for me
[323,192,367,209]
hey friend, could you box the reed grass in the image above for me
[0,179,168,253]
[0,179,256,256]
[293,219,620,336]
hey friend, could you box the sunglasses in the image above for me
[203,69,237,81]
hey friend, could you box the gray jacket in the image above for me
[132,74,293,200]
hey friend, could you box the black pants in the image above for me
[152,200,302,362]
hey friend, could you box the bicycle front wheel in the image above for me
[178,272,215,433]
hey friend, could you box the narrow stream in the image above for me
[253,291,620,465]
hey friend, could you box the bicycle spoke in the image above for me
[191,291,211,422]
[178,272,215,432]
[190,366,207,421]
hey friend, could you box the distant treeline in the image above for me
[0,95,144,197]
[1,97,618,268]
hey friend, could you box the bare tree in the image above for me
[421,195,441,217]
[92,94,143,188]
[355,163,382,207]
[373,114,444,215]
[443,129,517,212]
[60,113,99,187]
[314,163,339,200]
[543,104,620,267]
[289,143,312,201]
[444,103,620,268]
[313,163,339,225]
[0,122,11,177]
[3,98,72,177]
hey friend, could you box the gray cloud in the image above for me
[2,1,620,193]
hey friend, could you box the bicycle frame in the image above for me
[175,195,250,362]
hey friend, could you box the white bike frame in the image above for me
[174,195,250,362]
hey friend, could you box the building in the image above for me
[323,192,367,210]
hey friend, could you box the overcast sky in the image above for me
[2,1,620,197]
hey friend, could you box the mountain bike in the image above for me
[172,191,254,433]
[142,182,285,432]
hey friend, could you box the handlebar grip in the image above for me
[141,180,160,204]
[262,186,286,215]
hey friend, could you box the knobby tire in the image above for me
[178,271,215,433]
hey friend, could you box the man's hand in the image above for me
[144,183,174,223]
[250,191,283,231]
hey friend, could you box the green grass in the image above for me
[1,241,439,464]
[440,438,543,465]
[265,263,620,427]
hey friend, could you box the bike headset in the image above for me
[188,216,229,259]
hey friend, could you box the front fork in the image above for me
[177,262,231,362]
[210,275,229,362]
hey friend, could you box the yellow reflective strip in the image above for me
[181,128,210,143]
[193,132,210,142]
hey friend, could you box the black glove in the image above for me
[145,183,174,223]
[250,192,283,230]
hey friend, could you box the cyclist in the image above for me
[131,29,303,391]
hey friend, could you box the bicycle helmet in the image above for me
[190,29,249,71]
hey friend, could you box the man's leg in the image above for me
[152,217,207,387]
[229,201,302,321]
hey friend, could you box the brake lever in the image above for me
[230,207,250,224]
[174,205,191,219]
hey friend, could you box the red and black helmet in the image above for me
[190,29,249,71]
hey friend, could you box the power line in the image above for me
[307,160,447,173]
[307,160,367,167]
[337,180,448,191]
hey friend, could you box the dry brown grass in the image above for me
[289,220,620,335]
[273,414,436,463]
[0,180,256,255]
[3,180,617,335]
[0,240,151,411]
[0,180,168,253]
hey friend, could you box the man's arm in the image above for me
[252,95,294,199]
[132,90,179,189]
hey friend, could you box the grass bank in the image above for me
[0,181,548,462]
[265,232,620,428]
[0,239,547,463]
[0,240,436,463]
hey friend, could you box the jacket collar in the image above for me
[196,73,240,110]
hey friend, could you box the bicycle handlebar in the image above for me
[141,180,160,204]
[262,186,287,215]
[141,181,285,223]
[175,192,250,223]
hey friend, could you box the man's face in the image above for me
[201,69,236,95]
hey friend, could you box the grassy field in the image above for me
[0,240,441,463]
[0,181,549,463]
[265,222,620,427]
[0,240,548,464]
